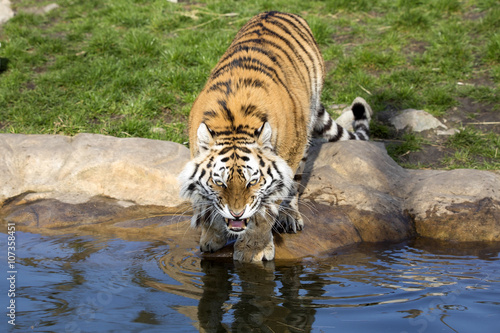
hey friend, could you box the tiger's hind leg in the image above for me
[276,98,372,234]
[313,98,371,141]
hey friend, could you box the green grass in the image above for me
[386,133,425,159]
[0,0,499,169]
[444,127,500,169]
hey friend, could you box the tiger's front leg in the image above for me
[199,215,228,253]
[277,191,303,234]
[234,214,275,262]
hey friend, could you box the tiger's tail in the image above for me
[313,97,371,142]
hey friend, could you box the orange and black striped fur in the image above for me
[178,11,370,262]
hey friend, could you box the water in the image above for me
[1,231,500,332]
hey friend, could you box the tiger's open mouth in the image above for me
[225,218,248,232]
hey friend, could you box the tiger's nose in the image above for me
[229,210,244,219]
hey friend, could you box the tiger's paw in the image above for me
[253,241,275,261]
[233,234,275,262]
[276,209,304,234]
[233,242,275,262]
[200,236,227,253]
[199,227,228,253]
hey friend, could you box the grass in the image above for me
[444,127,500,169]
[0,0,498,169]
[386,133,425,159]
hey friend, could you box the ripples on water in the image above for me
[1,231,499,332]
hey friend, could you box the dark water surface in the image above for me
[1,231,500,332]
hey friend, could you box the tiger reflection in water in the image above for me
[197,260,321,332]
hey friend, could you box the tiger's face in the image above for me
[179,122,294,235]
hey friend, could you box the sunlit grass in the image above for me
[444,127,500,169]
[0,0,498,169]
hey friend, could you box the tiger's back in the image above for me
[188,11,324,171]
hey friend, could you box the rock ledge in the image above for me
[1,133,499,260]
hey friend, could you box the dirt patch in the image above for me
[464,73,496,88]
[160,106,187,124]
[25,81,37,91]
[331,25,363,55]
[406,39,429,54]
[324,60,336,74]
[159,106,189,137]
[396,144,454,169]
[444,97,500,134]
[462,7,487,21]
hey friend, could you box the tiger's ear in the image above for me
[256,122,273,150]
[197,123,214,154]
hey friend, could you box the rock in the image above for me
[150,127,167,135]
[19,3,59,15]
[301,141,413,243]
[0,133,190,206]
[329,104,348,113]
[1,133,500,260]
[405,169,500,241]
[0,0,14,25]
[437,128,460,136]
[1,193,188,234]
[302,142,500,243]
[389,109,447,132]
[43,3,60,13]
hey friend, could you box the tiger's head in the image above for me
[178,122,294,235]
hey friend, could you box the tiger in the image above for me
[178,11,371,262]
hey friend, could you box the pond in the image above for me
[2,231,500,332]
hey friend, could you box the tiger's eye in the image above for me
[248,179,258,186]
[214,179,225,187]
